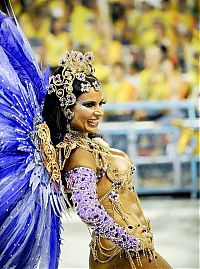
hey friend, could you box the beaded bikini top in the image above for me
[56,130,136,225]
[56,130,135,190]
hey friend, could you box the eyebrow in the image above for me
[79,98,105,105]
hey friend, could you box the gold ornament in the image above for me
[47,50,100,107]
[38,123,61,184]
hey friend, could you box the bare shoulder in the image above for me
[63,147,96,172]
[109,147,129,159]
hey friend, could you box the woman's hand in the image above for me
[128,224,154,250]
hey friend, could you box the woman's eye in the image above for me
[82,101,106,108]
[83,103,94,108]
[100,101,106,106]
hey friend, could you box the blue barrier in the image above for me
[104,100,197,118]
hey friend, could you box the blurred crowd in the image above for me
[1,0,199,121]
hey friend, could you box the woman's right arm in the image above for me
[64,148,146,253]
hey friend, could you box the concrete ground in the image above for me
[59,198,199,269]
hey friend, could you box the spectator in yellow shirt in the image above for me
[69,0,102,52]
[19,4,51,43]
[104,62,137,121]
[41,17,71,73]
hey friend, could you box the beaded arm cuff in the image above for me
[65,167,141,252]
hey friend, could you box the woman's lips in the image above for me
[87,119,99,127]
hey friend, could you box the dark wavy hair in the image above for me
[42,66,100,145]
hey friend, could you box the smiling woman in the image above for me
[70,88,105,133]
[42,52,104,145]
[41,51,173,269]
[0,11,173,267]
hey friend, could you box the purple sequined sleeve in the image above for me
[65,167,141,252]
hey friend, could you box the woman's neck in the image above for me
[67,128,89,139]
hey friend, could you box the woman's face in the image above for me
[70,87,105,134]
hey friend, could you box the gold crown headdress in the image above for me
[47,50,100,108]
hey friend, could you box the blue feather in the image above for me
[0,10,66,269]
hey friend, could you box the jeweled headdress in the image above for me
[47,50,100,109]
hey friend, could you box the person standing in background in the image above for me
[41,17,72,73]
[104,61,138,122]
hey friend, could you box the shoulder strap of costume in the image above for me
[56,133,111,174]
[56,133,90,171]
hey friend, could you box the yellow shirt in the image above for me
[20,13,50,41]
[138,69,170,100]
[70,3,99,47]
[43,32,71,67]
[107,40,123,64]
[104,80,137,103]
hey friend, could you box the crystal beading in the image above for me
[65,167,142,252]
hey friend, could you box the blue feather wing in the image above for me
[0,45,38,153]
[0,11,64,269]
[0,164,62,269]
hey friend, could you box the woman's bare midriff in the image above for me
[90,148,173,268]
[96,148,148,230]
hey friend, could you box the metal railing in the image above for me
[103,100,197,118]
